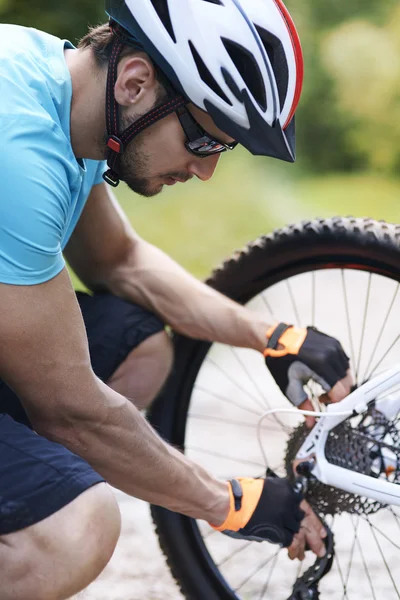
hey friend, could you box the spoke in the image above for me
[229,346,291,431]
[359,515,400,551]
[312,271,316,327]
[389,507,400,532]
[258,551,279,600]
[206,358,269,412]
[188,413,284,433]
[343,514,359,599]
[187,446,266,468]
[329,516,350,600]
[336,552,350,600]
[230,347,268,404]
[234,549,281,593]
[363,283,400,381]
[286,279,301,325]
[203,358,292,434]
[195,385,261,416]
[342,270,357,385]
[366,333,400,380]
[356,273,371,383]
[260,292,276,321]
[216,540,253,567]
[364,515,400,597]
[351,515,377,600]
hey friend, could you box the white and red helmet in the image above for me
[105,0,304,162]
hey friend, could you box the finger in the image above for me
[300,502,327,538]
[298,398,316,429]
[288,531,305,561]
[299,502,326,558]
[287,535,299,560]
[302,520,326,558]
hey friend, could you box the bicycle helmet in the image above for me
[103,0,304,185]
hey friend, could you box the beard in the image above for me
[118,142,161,197]
[102,110,191,197]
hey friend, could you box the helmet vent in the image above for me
[149,0,176,43]
[221,38,266,111]
[201,0,224,4]
[188,40,232,106]
[254,26,288,112]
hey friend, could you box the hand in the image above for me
[264,323,353,426]
[287,500,327,560]
[299,369,353,428]
[210,477,304,547]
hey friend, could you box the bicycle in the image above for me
[148,216,400,600]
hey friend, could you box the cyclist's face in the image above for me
[118,103,235,197]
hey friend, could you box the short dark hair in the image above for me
[78,22,169,106]
[78,23,142,67]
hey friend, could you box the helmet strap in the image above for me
[103,29,186,187]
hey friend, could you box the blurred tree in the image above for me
[287,0,398,175]
[321,8,400,172]
[0,0,104,43]
[1,0,398,175]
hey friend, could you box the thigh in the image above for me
[0,292,165,426]
[77,291,165,382]
[0,413,104,535]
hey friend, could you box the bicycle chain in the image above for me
[287,523,334,600]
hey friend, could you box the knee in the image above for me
[65,483,121,584]
[0,483,121,600]
[78,482,121,571]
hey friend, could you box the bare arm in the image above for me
[0,270,229,524]
[64,183,271,353]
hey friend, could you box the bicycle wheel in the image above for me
[148,217,400,600]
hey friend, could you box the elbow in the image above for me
[30,381,110,455]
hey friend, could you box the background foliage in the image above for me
[1,0,398,280]
[1,0,398,175]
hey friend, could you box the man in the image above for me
[0,1,352,598]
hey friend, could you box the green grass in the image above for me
[71,150,400,288]
[116,154,400,278]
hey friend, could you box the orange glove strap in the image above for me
[211,478,264,532]
[264,325,307,358]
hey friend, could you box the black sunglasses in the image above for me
[176,106,237,158]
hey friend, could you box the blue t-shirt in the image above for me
[0,25,106,285]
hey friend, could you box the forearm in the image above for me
[107,240,271,352]
[37,378,229,525]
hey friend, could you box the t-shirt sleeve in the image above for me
[0,116,72,285]
[92,160,107,186]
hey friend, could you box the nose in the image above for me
[188,154,220,181]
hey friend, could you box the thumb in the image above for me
[298,398,316,429]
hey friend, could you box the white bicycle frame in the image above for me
[294,366,400,506]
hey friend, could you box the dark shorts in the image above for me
[0,292,164,535]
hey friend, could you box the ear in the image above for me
[114,55,157,108]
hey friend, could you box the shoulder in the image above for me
[0,25,73,126]
[0,114,77,200]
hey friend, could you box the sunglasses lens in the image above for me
[187,136,238,157]
[187,136,228,156]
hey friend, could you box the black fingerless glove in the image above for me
[211,477,304,547]
[264,323,349,406]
